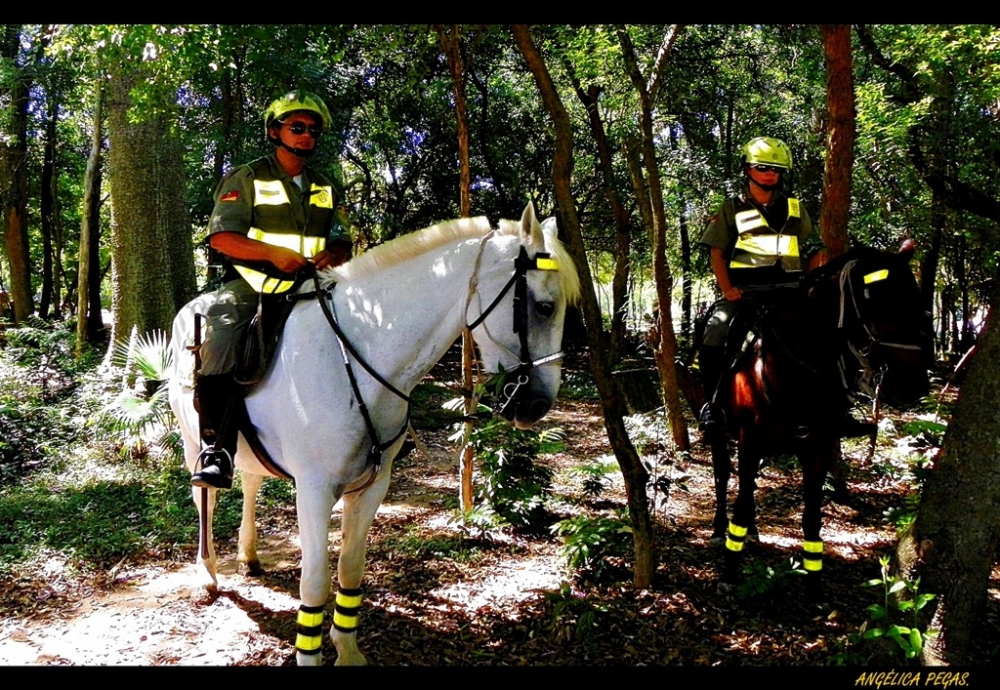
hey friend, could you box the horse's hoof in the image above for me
[238,559,263,577]
[296,652,323,667]
[190,583,219,605]
[334,651,368,666]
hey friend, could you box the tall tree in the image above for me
[819,25,855,257]
[512,24,657,587]
[616,26,689,452]
[76,75,105,354]
[1,25,34,323]
[106,64,196,341]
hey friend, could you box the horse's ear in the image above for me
[899,237,916,259]
[520,201,544,249]
[541,217,558,243]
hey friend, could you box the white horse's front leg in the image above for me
[192,485,219,598]
[238,471,265,575]
[295,477,339,666]
[331,460,393,666]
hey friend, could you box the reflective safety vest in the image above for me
[727,195,803,275]
[234,161,335,294]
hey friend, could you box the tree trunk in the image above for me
[437,24,477,512]
[39,95,59,320]
[1,25,34,324]
[77,77,105,355]
[107,67,196,343]
[512,24,656,588]
[896,287,1000,665]
[617,26,690,453]
[819,25,855,258]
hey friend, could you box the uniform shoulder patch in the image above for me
[220,190,240,202]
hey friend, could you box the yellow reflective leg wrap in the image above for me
[725,522,749,553]
[333,587,362,633]
[802,539,823,572]
[295,604,325,656]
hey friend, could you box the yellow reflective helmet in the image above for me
[741,137,793,170]
[264,90,332,136]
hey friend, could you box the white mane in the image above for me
[321,212,580,305]
[325,216,494,284]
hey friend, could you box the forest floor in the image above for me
[1,341,999,667]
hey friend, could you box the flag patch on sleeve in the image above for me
[220,190,240,202]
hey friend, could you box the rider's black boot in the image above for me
[192,374,239,490]
[698,345,727,436]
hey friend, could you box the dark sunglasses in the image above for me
[749,164,783,173]
[282,121,323,138]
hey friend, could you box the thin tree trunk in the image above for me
[40,96,58,319]
[513,24,655,588]
[617,26,689,453]
[437,23,477,512]
[77,77,105,355]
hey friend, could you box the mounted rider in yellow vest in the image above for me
[698,137,818,434]
[697,136,873,439]
[191,90,353,490]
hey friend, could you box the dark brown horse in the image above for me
[709,242,931,600]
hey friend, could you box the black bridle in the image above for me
[466,244,564,415]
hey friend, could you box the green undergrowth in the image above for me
[0,320,246,585]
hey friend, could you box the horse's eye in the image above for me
[536,302,555,318]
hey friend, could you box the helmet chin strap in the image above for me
[268,133,317,159]
[277,140,317,158]
[746,170,782,193]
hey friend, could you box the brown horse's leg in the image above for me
[800,439,834,604]
[722,436,759,585]
[710,433,731,540]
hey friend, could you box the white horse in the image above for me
[168,203,580,665]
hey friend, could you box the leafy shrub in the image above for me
[553,513,632,582]
[860,555,937,661]
[451,417,562,532]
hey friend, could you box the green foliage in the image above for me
[553,513,632,582]
[569,458,618,498]
[98,329,178,460]
[861,555,938,661]
[736,558,806,600]
[543,580,609,645]
[453,417,561,532]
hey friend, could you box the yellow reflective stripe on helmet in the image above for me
[735,209,768,233]
[297,609,324,628]
[336,590,363,609]
[535,257,559,271]
[310,184,334,209]
[787,198,800,218]
[295,633,323,651]
[864,269,889,284]
[803,540,823,554]
[253,179,290,206]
